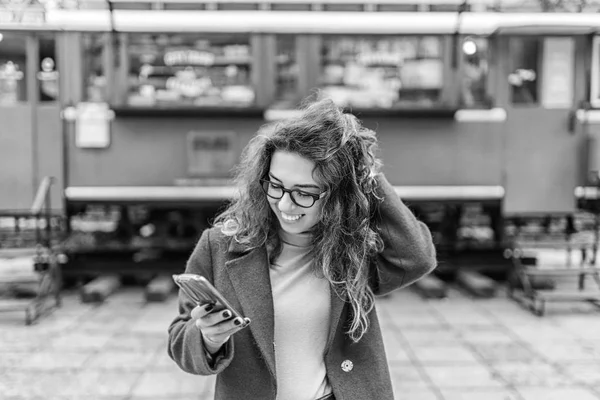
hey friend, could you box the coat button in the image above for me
[341,360,353,372]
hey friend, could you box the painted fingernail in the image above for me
[233,318,242,326]
[205,303,214,312]
[222,310,231,319]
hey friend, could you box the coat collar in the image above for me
[225,238,346,381]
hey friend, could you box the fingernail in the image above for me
[204,303,214,312]
[234,318,242,326]
[222,310,231,319]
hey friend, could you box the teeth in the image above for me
[281,212,302,221]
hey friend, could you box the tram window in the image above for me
[275,35,298,108]
[126,34,255,108]
[82,34,107,102]
[461,37,489,108]
[0,34,28,104]
[38,37,59,102]
[318,36,443,109]
[509,37,539,105]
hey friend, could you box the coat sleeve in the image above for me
[369,173,438,295]
[167,228,235,375]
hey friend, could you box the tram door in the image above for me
[500,35,580,215]
[0,33,61,210]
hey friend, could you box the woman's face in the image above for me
[266,151,325,235]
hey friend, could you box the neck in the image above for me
[279,229,312,248]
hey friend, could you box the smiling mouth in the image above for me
[280,212,303,222]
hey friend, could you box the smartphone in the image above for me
[172,273,245,321]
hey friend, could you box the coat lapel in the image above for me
[225,240,276,381]
[224,239,349,382]
[326,286,346,349]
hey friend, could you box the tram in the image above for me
[2,0,600,276]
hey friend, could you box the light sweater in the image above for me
[269,230,332,400]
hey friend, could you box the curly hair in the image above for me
[213,98,384,342]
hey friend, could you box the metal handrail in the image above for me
[31,176,55,216]
[30,177,56,248]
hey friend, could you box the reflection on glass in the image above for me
[127,34,255,108]
[510,37,539,105]
[275,35,298,108]
[319,36,443,109]
[461,37,489,108]
[0,34,27,105]
[83,34,107,102]
[38,38,59,102]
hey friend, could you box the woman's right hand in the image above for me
[191,303,250,355]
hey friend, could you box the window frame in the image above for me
[590,36,600,109]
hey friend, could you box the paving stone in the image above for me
[381,329,412,361]
[491,361,575,387]
[50,332,115,351]
[516,387,600,400]
[422,365,504,388]
[131,371,213,397]
[439,388,522,400]
[509,325,578,343]
[76,314,134,333]
[85,351,157,371]
[561,363,600,385]
[391,386,439,400]
[17,351,92,371]
[103,332,167,352]
[389,364,430,389]
[399,327,462,347]
[0,372,76,397]
[411,344,482,364]
[459,328,514,344]
[529,341,600,362]
[470,342,539,363]
[62,371,142,397]
[440,312,499,328]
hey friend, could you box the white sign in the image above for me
[542,38,574,109]
[75,102,115,149]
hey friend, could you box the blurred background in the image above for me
[1,0,600,399]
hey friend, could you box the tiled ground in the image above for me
[0,286,599,400]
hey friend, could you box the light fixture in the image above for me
[462,38,477,56]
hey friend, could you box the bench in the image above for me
[505,235,600,316]
[0,177,64,325]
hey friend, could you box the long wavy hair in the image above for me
[214,98,384,342]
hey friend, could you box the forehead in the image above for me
[269,151,318,185]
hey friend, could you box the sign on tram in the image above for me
[0,0,45,24]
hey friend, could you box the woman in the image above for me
[168,98,437,400]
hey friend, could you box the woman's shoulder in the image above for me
[200,225,234,248]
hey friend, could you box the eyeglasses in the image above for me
[260,179,327,208]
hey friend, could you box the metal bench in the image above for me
[0,177,64,325]
[505,234,600,316]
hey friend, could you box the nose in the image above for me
[277,191,296,212]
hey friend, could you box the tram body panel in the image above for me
[36,103,63,209]
[503,109,580,214]
[0,105,36,210]
[364,118,504,186]
[67,117,263,186]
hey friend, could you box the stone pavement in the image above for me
[0,286,599,400]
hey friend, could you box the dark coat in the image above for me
[168,175,437,400]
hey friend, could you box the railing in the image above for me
[0,176,63,325]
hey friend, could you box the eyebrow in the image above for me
[269,173,321,190]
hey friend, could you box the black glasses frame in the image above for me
[260,179,327,208]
